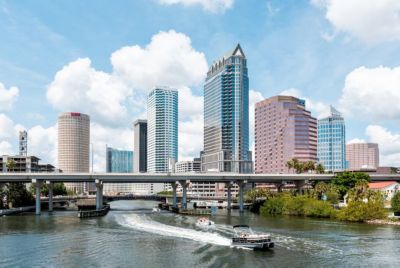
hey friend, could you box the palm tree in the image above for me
[304,161,316,173]
[315,163,325,174]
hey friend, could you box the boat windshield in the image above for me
[233,226,254,236]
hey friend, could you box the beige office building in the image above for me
[58,112,90,193]
[346,143,379,170]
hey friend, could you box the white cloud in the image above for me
[313,0,400,43]
[158,0,234,13]
[279,88,330,119]
[339,66,400,121]
[0,141,13,155]
[47,58,131,126]
[28,125,57,165]
[365,125,400,167]
[0,83,19,111]
[347,138,365,145]
[0,113,16,139]
[111,30,208,90]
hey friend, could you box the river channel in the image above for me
[1,200,399,267]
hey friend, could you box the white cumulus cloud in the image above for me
[365,125,400,167]
[313,0,400,43]
[0,82,19,111]
[47,58,131,126]
[339,66,400,121]
[158,0,234,13]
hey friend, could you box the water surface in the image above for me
[1,200,399,267]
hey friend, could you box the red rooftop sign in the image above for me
[70,112,81,116]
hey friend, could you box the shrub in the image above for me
[337,199,387,222]
[391,192,400,214]
[260,196,285,215]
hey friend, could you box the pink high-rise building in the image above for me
[346,143,379,170]
[255,96,317,173]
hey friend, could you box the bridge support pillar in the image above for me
[225,182,233,210]
[32,179,41,215]
[46,181,53,212]
[179,180,190,209]
[238,180,247,213]
[171,182,178,208]
[95,180,103,211]
[275,182,284,193]
[295,180,306,195]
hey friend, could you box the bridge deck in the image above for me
[0,172,399,183]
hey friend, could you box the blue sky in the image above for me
[1,0,400,170]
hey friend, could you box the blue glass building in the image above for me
[147,87,178,173]
[317,106,346,172]
[106,147,133,173]
[202,44,252,173]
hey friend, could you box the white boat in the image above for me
[232,225,274,250]
[196,217,215,227]
[152,207,160,212]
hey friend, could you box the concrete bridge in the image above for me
[1,172,399,215]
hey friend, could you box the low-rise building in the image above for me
[368,181,400,201]
[0,155,55,173]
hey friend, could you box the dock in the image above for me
[78,205,110,218]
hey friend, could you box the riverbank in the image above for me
[0,206,35,216]
[366,219,400,226]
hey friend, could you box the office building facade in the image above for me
[346,143,379,170]
[255,96,318,173]
[202,44,252,173]
[133,119,147,172]
[147,87,178,173]
[317,106,346,172]
[58,112,90,193]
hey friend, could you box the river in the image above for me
[1,200,399,267]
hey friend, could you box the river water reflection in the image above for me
[1,200,399,267]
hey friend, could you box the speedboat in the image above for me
[232,225,274,250]
[196,217,215,227]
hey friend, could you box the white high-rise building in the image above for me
[58,112,90,193]
[147,87,178,173]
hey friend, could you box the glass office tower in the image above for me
[317,106,346,172]
[147,87,178,173]
[106,147,133,173]
[202,44,252,173]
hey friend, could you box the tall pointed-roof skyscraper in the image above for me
[201,44,252,173]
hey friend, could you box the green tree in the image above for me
[337,191,386,222]
[245,188,276,202]
[315,163,325,174]
[332,172,371,198]
[6,159,16,171]
[313,182,340,204]
[6,183,34,207]
[391,192,400,214]
[303,161,316,173]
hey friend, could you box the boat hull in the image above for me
[232,241,274,249]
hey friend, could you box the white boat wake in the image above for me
[117,214,232,247]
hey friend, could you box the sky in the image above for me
[1,0,400,170]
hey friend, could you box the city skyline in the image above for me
[0,0,400,171]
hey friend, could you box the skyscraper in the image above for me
[133,119,147,172]
[104,146,140,195]
[147,87,178,173]
[58,112,90,193]
[106,147,133,173]
[317,106,346,172]
[255,96,317,173]
[202,44,252,173]
[346,143,379,170]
